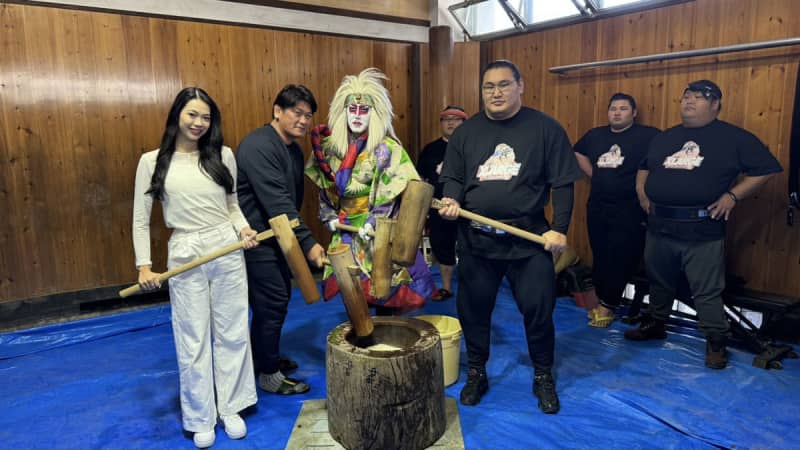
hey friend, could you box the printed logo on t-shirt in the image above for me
[596,144,625,168]
[435,162,443,175]
[476,143,522,181]
[663,140,704,170]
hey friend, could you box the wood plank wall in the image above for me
[277,0,430,22]
[485,0,800,297]
[3,0,798,303]
[419,41,482,149]
[0,3,414,302]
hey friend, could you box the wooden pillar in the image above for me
[429,25,454,113]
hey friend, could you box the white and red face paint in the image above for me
[347,103,371,135]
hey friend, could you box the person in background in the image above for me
[416,104,468,301]
[574,93,660,327]
[626,80,782,370]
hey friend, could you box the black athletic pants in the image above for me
[428,213,457,266]
[644,231,730,338]
[246,259,292,375]
[456,249,556,372]
[586,201,645,308]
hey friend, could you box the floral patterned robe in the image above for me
[305,125,434,310]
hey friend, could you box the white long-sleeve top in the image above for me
[132,146,249,268]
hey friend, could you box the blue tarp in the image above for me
[1,271,798,449]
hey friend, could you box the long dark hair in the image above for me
[145,87,233,200]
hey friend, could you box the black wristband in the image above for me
[726,191,738,203]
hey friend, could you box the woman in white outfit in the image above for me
[133,87,258,449]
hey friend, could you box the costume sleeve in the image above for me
[737,130,783,176]
[440,131,465,202]
[545,120,584,187]
[238,139,316,254]
[222,147,249,233]
[132,153,155,268]
[369,139,419,226]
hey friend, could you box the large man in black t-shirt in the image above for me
[439,60,583,414]
[416,105,467,301]
[626,80,782,370]
[574,93,660,328]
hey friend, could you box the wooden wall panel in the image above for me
[278,0,430,22]
[0,3,415,302]
[485,0,800,297]
[418,41,481,152]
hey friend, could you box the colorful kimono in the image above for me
[305,124,434,310]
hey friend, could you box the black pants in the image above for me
[246,259,292,374]
[587,201,645,308]
[456,249,556,371]
[644,232,730,338]
[428,213,457,266]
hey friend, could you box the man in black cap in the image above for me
[626,80,782,369]
[417,105,468,301]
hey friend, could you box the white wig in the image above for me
[327,68,400,157]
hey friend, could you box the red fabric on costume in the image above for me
[323,276,426,312]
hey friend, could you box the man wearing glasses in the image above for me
[236,84,326,396]
[417,105,468,301]
[438,60,582,413]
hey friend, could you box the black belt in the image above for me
[469,215,542,237]
[470,221,509,236]
[651,204,710,221]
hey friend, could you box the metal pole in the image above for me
[549,37,800,75]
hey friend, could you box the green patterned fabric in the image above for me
[305,136,420,284]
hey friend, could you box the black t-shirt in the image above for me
[416,137,448,198]
[574,124,659,204]
[441,107,583,259]
[643,120,782,206]
[642,119,782,240]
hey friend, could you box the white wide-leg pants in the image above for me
[167,222,257,432]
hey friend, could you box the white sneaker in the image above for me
[220,414,247,440]
[193,429,215,448]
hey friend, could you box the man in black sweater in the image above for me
[236,84,325,395]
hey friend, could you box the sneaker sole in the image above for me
[194,435,215,448]
[225,429,247,440]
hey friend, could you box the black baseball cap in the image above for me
[685,80,722,100]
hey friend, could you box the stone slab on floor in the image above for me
[286,397,464,449]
